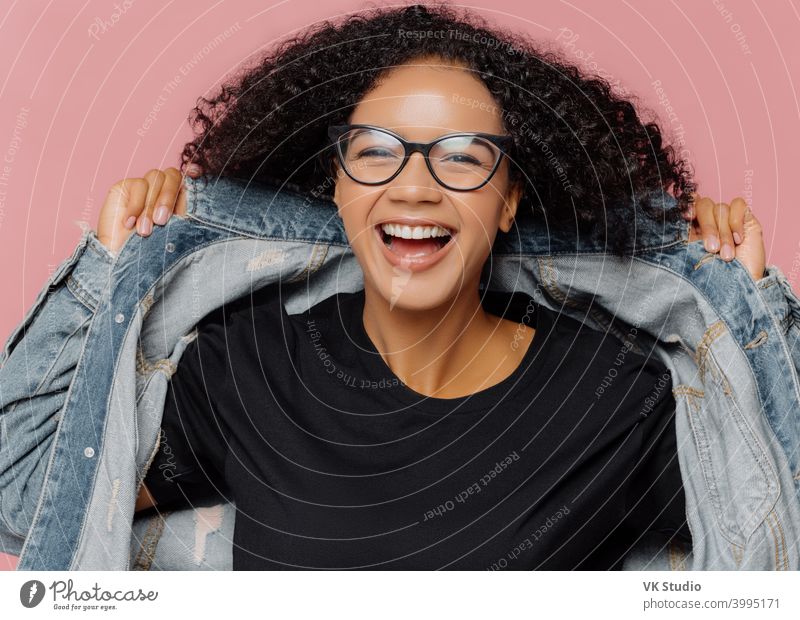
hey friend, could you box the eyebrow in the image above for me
[351,125,502,140]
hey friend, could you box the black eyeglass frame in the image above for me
[326,124,515,191]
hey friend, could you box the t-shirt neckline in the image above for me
[344,288,552,415]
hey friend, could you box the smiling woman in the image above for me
[130,2,700,570]
[5,1,796,575]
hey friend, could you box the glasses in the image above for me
[326,124,514,191]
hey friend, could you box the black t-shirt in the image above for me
[142,283,691,570]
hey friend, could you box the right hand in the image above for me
[96,165,203,255]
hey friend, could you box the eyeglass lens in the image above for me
[337,128,501,189]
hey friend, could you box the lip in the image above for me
[373,223,458,272]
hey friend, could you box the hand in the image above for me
[95,165,202,254]
[685,192,766,281]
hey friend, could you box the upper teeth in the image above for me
[380,223,451,239]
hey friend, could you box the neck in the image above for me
[361,282,528,399]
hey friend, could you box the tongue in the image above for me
[388,237,442,257]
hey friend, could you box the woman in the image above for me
[5,4,774,570]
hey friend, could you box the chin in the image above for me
[352,238,483,311]
[373,276,466,313]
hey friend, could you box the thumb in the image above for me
[737,206,766,279]
[743,207,763,235]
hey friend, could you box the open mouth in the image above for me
[376,223,455,258]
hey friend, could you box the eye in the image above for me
[442,153,482,166]
[357,148,397,158]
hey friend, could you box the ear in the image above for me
[498,180,524,233]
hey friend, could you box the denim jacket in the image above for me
[2,174,799,571]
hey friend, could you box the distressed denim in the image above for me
[1,174,799,570]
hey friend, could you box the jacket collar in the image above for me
[185,176,689,253]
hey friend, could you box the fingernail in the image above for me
[706,235,719,252]
[721,244,734,260]
[153,205,169,225]
[139,217,152,236]
[124,215,136,229]
[733,231,742,244]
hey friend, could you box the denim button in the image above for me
[166,242,175,253]
[115,313,125,323]
[84,447,95,458]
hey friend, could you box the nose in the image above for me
[384,151,443,203]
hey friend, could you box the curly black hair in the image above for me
[179,1,695,254]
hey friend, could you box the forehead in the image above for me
[348,59,506,139]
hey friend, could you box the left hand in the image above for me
[120,164,204,238]
[685,192,766,281]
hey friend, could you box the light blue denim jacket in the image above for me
[1,175,799,570]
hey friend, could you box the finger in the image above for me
[683,192,698,221]
[116,177,149,219]
[713,201,735,261]
[728,197,747,245]
[152,167,182,225]
[107,178,149,244]
[694,195,720,252]
[185,163,203,178]
[137,169,166,236]
[174,177,188,217]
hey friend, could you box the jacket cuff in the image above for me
[756,264,799,335]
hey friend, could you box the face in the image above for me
[331,56,522,311]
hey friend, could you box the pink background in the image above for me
[1,0,799,570]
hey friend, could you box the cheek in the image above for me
[458,200,505,247]
[446,214,500,275]
[336,187,378,246]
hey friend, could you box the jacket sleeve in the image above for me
[757,263,800,380]
[0,227,114,542]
